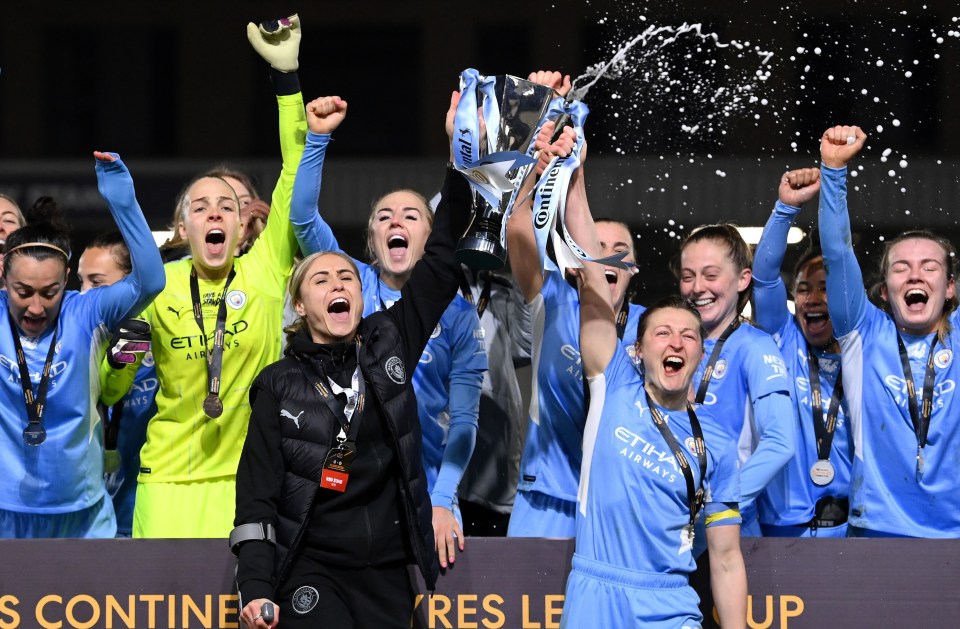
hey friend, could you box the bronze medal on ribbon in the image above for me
[190,267,236,422]
[203,393,224,419]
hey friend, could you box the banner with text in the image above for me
[1,538,957,628]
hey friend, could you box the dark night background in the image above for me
[1,0,958,299]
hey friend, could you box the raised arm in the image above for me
[291,96,348,256]
[505,71,571,303]
[395,167,473,366]
[552,132,619,379]
[245,15,307,275]
[392,92,473,366]
[91,153,165,329]
[571,197,618,379]
[506,173,545,302]
[818,125,868,337]
[753,168,820,335]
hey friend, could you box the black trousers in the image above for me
[277,555,415,629]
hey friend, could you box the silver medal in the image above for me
[810,459,836,486]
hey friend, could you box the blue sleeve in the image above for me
[739,390,797,504]
[753,201,797,335]
[818,165,867,336]
[93,155,165,329]
[705,441,743,529]
[291,131,341,256]
[430,306,486,508]
[430,422,478,509]
[446,306,487,413]
[509,281,533,365]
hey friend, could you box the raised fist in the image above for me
[305,96,348,135]
[778,168,821,207]
[820,125,867,169]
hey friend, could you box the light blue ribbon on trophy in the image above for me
[530,98,634,274]
[453,68,540,209]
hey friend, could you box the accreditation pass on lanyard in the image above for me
[295,343,365,493]
[320,356,364,493]
[320,436,356,493]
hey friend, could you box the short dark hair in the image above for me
[636,294,706,346]
[85,231,132,275]
[3,222,72,276]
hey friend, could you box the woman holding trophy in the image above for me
[232,94,475,628]
[503,71,645,538]
[286,92,486,570]
[551,123,747,628]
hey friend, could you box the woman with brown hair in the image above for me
[232,142,473,627]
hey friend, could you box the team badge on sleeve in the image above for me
[385,356,406,384]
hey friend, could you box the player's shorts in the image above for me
[0,494,116,538]
[133,476,234,538]
[561,554,702,629]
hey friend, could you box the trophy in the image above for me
[453,71,558,270]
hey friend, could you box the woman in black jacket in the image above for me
[231,119,473,626]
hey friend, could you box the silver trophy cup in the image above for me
[456,75,557,270]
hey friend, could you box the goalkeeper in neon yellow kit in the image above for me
[133,15,308,538]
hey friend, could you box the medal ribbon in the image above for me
[458,268,492,319]
[294,340,366,444]
[896,334,938,480]
[645,392,708,531]
[615,299,630,341]
[694,318,741,404]
[8,313,59,446]
[189,266,236,409]
[806,344,844,462]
